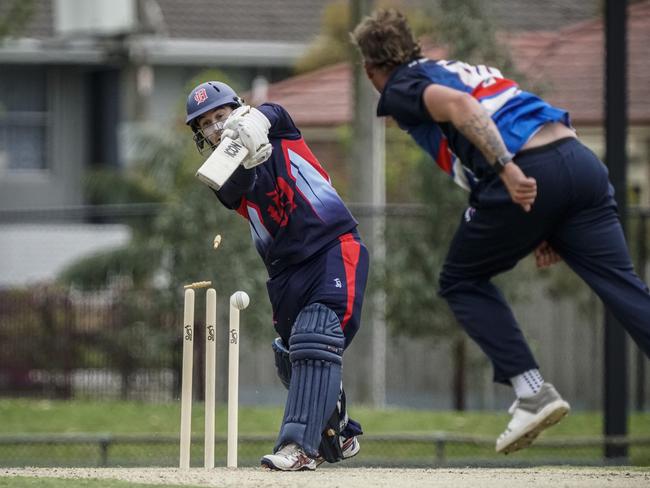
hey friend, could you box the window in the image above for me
[0,67,49,171]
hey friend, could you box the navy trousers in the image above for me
[439,138,650,384]
[267,229,369,349]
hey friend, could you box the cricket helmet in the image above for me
[185,81,242,126]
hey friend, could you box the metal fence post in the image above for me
[635,206,647,411]
[99,436,111,467]
[435,434,445,464]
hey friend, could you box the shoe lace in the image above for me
[507,399,520,416]
[497,400,521,439]
[277,443,302,458]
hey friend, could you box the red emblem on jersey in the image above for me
[194,88,208,104]
[266,177,297,227]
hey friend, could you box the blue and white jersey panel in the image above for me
[377,58,571,187]
[286,147,340,220]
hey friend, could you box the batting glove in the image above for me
[222,106,271,158]
[222,105,250,130]
[242,142,273,168]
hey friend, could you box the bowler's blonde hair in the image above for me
[350,9,422,71]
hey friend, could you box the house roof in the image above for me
[2,0,330,42]
[0,0,603,67]
[5,0,598,42]
[505,1,650,124]
[260,63,352,126]
[265,1,650,126]
[262,46,448,126]
[154,0,329,42]
[487,0,599,32]
[0,0,329,66]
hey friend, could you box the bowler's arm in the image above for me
[422,84,511,170]
[422,84,537,212]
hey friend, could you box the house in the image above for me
[0,0,330,286]
[0,0,331,214]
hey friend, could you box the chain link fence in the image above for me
[0,433,649,468]
[0,206,649,468]
[2,205,649,407]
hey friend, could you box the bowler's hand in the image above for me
[500,163,537,212]
[534,241,562,268]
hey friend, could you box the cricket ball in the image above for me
[230,291,250,310]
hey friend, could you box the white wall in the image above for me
[0,224,131,287]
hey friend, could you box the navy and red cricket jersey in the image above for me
[217,103,358,277]
[215,103,368,343]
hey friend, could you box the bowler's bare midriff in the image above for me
[521,122,576,151]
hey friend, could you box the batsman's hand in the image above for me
[224,105,250,125]
[534,241,562,268]
[500,162,537,212]
[221,105,251,143]
[222,106,271,157]
[243,142,272,169]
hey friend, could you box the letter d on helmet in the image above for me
[185,81,242,125]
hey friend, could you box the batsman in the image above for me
[185,81,368,470]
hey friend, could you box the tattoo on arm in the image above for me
[457,110,509,164]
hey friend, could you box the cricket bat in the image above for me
[195,137,249,190]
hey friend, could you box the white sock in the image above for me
[510,369,544,398]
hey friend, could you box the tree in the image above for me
[58,71,273,398]
[0,0,34,40]
[431,0,514,69]
[294,0,352,74]
[295,0,439,74]
[61,69,270,330]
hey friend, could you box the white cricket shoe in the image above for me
[260,443,317,471]
[316,435,361,466]
[496,383,570,455]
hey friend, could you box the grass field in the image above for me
[2,399,649,437]
[0,399,649,468]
